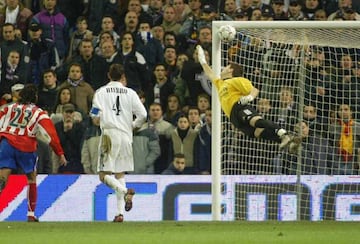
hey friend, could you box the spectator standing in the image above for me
[81,117,101,174]
[164,93,182,126]
[53,103,85,174]
[62,39,107,90]
[330,104,360,175]
[58,63,94,115]
[26,23,60,85]
[161,153,186,174]
[0,0,33,40]
[0,84,66,222]
[135,19,164,72]
[161,4,181,34]
[142,102,174,173]
[284,121,333,175]
[146,63,175,112]
[67,16,93,61]
[170,113,198,174]
[194,108,211,174]
[31,0,69,61]
[37,69,59,113]
[90,63,147,222]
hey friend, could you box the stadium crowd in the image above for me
[1,0,360,175]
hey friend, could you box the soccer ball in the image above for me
[218,25,236,43]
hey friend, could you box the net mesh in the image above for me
[217,23,360,220]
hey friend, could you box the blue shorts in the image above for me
[0,138,38,174]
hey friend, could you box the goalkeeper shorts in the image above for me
[230,103,259,137]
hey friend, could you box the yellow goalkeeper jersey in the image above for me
[213,77,253,117]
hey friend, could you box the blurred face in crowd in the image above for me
[44,0,57,11]
[205,109,212,127]
[167,95,180,112]
[272,1,284,15]
[188,108,200,125]
[163,6,176,22]
[8,51,19,66]
[257,98,271,114]
[99,32,114,45]
[314,9,327,20]
[289,1,302,16]
[198,27,212,44]
[303,105,317,120]
[121,33,134,51]
[29,28,42,40]
[149,104,163,121]
[101,41,116,58]
[128,0,142,14]
[77,20,88,33]
[338,0,351,8]
[176,54,188,69]
[43,71,57,88]
[139,22,151,32]
[60,88,71,104]
[224,0,237,14]
[305,0,319,10]
[279,88,293,107]
[2,25,15,41]
[197,96,210,112]
[173,0,185,12]
[295,121,309,138]
[177,116,190,130]
[251,8,262,20]
[188,0,202,11]
[125,11,138,29]
[173,156,186,172]
[341,55,353,69]
[79,40,94,57]
[240,0,252,9]
[154,65,167,82]
[164,33,176,46]
[102,17,115,32]
[152,26,165,42]
[6,0,19,10]
[68,65,82,80]
[164,47,177,64]
[150,0,163,11]
[338,104,352,120]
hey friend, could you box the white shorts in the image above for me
[97,128,134,173]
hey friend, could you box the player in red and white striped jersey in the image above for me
[0,84,67,222]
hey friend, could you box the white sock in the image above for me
[116,178,126,215]
[277,128,287,138]
[104,175,127,194]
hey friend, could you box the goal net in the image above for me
[211,21,360,221]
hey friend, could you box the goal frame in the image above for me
[211,21,360,221]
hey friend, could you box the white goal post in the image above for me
[211,21,360,221]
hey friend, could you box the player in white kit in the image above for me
[90,64,147,222]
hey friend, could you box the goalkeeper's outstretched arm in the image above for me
[196,45,219,82]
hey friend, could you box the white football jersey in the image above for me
[91,81,147,135]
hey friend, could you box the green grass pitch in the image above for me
[1,221,359,244]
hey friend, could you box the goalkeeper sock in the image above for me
[254,119,280,129]
[259,128,281,143]
[104,175,127,194]
[28,183,37,215]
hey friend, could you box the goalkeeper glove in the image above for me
[239,95,254,105]
[196,45,207,65]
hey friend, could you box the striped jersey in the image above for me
[0,102,64,154]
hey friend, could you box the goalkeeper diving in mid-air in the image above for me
[196,45,292,150]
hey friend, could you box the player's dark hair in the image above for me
[19,84,38,104]
[108,64,125,80]
[230,63,244,77]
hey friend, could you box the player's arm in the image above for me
[196,45,219,82]
[38,118,67,166]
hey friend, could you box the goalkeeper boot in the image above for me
[113,214,124,222]
[124,188,135,212]
[279,134,292,150]
[27,216,39,222]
